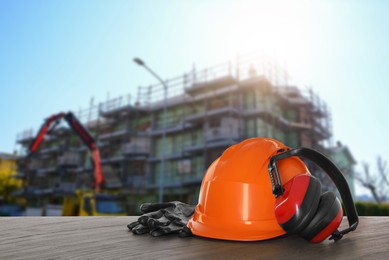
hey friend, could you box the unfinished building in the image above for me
[15,52,352,215]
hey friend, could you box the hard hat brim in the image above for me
[188,208,286,241]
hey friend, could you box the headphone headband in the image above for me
[268,147,359,240]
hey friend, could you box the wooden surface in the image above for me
[0,217,388,260]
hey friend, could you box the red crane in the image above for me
[28,112,103,193]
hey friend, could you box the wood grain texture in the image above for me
[0,217,387,260]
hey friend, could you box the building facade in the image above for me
[15,53,354,215]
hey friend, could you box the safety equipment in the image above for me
[187,137,359,243]
[268,147,359,242]
[128,201,195,237]
[187,138,313,241]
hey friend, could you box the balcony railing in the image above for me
[99,128,129,140]
[124,176,147,189]
[122,142,149,155]
[185,106,239,122]
[58,152,81,167]
[185,62,238,96]
[204,126,239,142]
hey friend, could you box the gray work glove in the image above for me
[127,201,195,237]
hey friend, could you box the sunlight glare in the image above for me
[211,0,315,78]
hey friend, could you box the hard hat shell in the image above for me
[187,137,310,241]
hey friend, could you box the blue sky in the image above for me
[1,0,388,195]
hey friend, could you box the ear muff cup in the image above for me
[275,175,322,234]
[269,146,359,243]
[299,191,343,243]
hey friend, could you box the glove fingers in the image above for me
[150,222,182,237]
[127,221,140,230]
[148,215,171,229]
[132,224,149,235]
[150,228,166,237]
[179,226,193,238]
[164,212,186,226]
[164,211,180,222]
[129,201,196,237]
[138,210,165,225]
[140,202,174,213]
[164,204,195,225]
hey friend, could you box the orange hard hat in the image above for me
[187,137,311,241]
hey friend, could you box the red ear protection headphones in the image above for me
[268,147,359,243]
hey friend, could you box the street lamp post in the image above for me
[134,58,167,203]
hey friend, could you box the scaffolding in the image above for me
[15,52,336,214]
